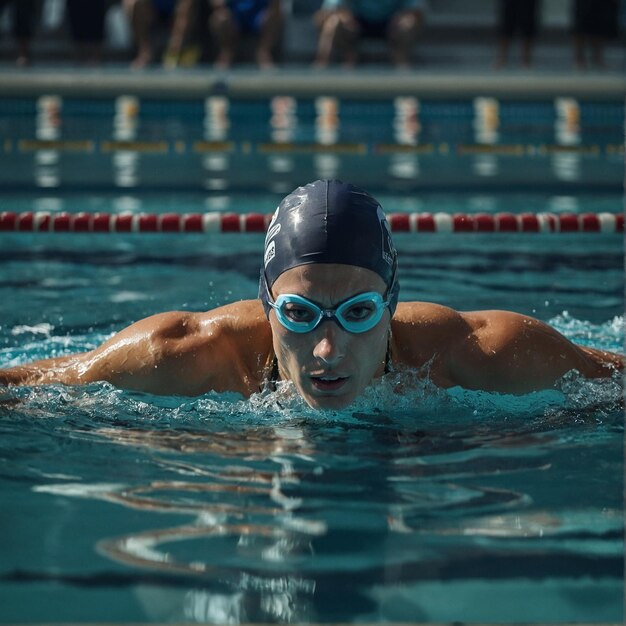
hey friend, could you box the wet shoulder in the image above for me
[390,302,473,371]
[391,301,469,333]
[197,299,273,376]
[197,299,270,336]
[152,300,272,395]
[140,300,271,367]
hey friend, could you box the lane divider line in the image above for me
[0,212,621,234]
[4,139,622,156]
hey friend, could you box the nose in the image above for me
[312,320,347,367]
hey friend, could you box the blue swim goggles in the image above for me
[266,291,391,334]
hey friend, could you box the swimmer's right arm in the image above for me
[0,310,241,396]
[0,313,201,391]
[0,353,86,387]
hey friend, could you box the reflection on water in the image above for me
[0,363,620,622]
[0,311,623,622]
[1,97,623,195]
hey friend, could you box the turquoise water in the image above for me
[0,97,623,193]
[1,204,623,622]
[0,98,624,623]
[0,371,623,623]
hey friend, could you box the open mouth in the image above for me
[310,376,349,392]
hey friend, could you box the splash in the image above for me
[549,312,624,351]
[1,366,621,436]
[1,313,623,429]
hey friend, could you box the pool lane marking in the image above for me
[202,212,222,232]
[34,211,51,231]
[0,212,621,234]
[374,143,435,154]
[18,139,95,152]
[598,212,619,234]
[457,144,526,156]
[433,213,454,233]
[536,213,551,233]
[537,144,601,156]
[101,141,169,153]
[606,144,625,155]
[8,139,622,156]
[257,142,367,154]
[193,141,235,153]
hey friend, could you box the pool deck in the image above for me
[1,6,624,102]
[0,64,624,100]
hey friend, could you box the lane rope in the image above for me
[5,139,625,156]
[0,211,622,234]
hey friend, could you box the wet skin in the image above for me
[0,264,623,409]
[269,264,391,410]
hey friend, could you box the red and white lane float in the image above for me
[0,211,622,234]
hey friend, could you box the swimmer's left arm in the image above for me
[448,310,624,394]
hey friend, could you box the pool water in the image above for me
[0,97,623,193]
[0,376,623,623]
[0,96,624,623]
[1,207,623,623]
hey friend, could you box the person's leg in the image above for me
[314,9,360,67]
[494,36,510,68]
[255,1,283,68]
[590,37,606,68]
[84,2,106,66]
[124,0,155,68]
[314,10,341,67]
[520,37,533,67]
[12,0,37,66]
[387,9,422,67]
[164,0,200,66]
[66,0,106,65]
[571,0,587,69]
[209,3,238,68]
[66,0,85,63]
[588,0,618,69]
[518,0,537,68]
[333,11,360,67]
[573,33,586,69]
[494,0,514,68]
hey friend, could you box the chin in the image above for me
[301,389,358,411]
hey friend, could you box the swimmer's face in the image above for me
[269,264,391,410]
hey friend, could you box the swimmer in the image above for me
[0,180,623,410]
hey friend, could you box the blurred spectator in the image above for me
[209,0,283,69]
[493,0,540,69]
[66,0,106,64]
[0,0,38,66]
[572,0,620,69]
[313,0,425,68]
[123,0,200,68]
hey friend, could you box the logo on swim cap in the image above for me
[266,221,281,243]
[263,209,281,270]
[267,208,279,232]
[264,240,275,267]
[382,237,394,266]
[377,206,394,267]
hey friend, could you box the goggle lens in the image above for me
[271,292,387,334]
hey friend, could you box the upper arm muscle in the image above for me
[448,311,622,393]
[1,312,219,395]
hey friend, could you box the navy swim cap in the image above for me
[259,179,399,317]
